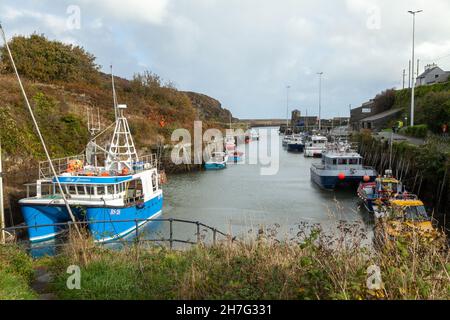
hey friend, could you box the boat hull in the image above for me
[87,193,163,243]
[311,168,376,190]
[204,162,227,170]
[20,204,84,243]
[287,144,304,152]
[20,193,164,243]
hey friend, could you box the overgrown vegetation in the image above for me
[39,223,450,300]
[0,245,36,299]
[392,82,450,134]
[401,124,428,138]
[0,35,231,159]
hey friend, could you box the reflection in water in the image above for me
[152,128,373,242]
[27,128,373,257]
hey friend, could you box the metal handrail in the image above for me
[1,218,235,250]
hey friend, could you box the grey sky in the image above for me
[1,0,449,119]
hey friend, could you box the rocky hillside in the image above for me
[0,34,233,164]
[0,34,234,223]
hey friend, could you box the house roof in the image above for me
[360,108,402,122]
[417,66,445,79]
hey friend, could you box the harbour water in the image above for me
[145,128,373,244]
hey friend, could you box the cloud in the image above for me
[0,0,449,118]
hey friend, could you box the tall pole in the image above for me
[409,10,422,127]
[317,72,323,131]
[286,85,290,130]
[0,140,5,244]
[408,60,411,88]
[402,69,406,89]
[0,23,80,230]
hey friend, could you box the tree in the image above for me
[416,91,450,133]
[373,89,396,113]
[0,34,99,83]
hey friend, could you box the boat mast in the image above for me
[105,72,139,172]
[0,23,79,226]
[0,140,5,244]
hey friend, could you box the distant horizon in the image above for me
[1,0,449,119]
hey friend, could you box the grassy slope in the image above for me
[46,228,450,300]
[0,245,36,299]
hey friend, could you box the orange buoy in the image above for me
[363,175,370,182]
[338,172,346,180]
[121,168,130,176]
[100,172,110,177]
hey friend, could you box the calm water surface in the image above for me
[146,128,373,243]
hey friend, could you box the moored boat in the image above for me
[304,135,328,157]
[20,104,164,243]
[310,146,377,189]
[357,170,402,213]
[205,152,228,170]
[287,135,304,152]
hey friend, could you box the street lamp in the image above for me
[286,85,291,130]
[317,72,323,131]
[408,10,422,127]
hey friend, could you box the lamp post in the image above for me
[317,72,323,131]
[286,85,291,130]
[408,10,422,127]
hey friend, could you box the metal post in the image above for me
[317,72,323,131]
[196,222,200,244]
[213,228,217,246]
[0,140,5,244]
[169,219,173,250]
[408,10,423,126]
[286,85,290,131]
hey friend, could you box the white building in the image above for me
[416,64,450,87]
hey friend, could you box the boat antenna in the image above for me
[0,23,79,228]
[0,140,5,244]
[111,65,118,121]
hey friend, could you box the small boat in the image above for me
[304,135,328,157]
[282,134,293,147]
[225,135,236,151]
[373,197,445,247]
[228,151,244,163]
[205,152,229,170]
[310,146,377,189]
[287,135,304,152]
[357,170,403,213]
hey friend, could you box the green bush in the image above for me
[0,34,99,83]
[402,124,428,138]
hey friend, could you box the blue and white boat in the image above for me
[19,104,163,243]
[304,135,328,158]
[310,144,377,189]
[287,135,304,152]
[205,152,228,170]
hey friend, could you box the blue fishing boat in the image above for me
[19,83,163,243]
[310,144,377,189]
[357,171,403,213]
[205,152,228,170]
[287,135,304,152]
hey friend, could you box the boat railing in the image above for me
[39,155,85,179]
[1,218,236,251]
[134,154,158,173]
[24,181,57,198]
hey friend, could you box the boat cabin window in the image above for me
[338,158,347,165]
[152,173,158,192]
[107,185,114,195]
[86,186,95,195]
[348,158,359,165]
[77,185,86,195]
[125,179,144,204]
[66,185,77,195]
[399,206,429,221]
[97,186,106,196]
